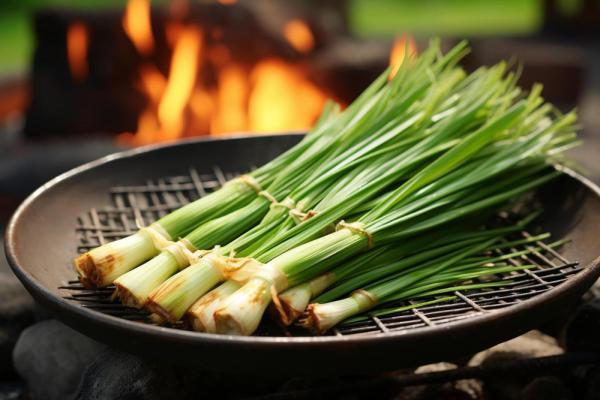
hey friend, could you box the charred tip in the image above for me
[213,309,244,335]
[74,253,99,288]
[149,313,167,325]
[113,283,143,309]
[185,312,207,332]
[144,299,179,324]
[271,295,303,326]
[296,304,324,335]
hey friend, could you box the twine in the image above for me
[254,263,289,293]
[236,174,262,193]
[289,208,318,224]
[164,239,202,269]
[258,190,278,204]
[140,223,173,249]
[138,223,201,268]
[351,289,378,308]
[336,220,374,248]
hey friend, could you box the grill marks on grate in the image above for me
[64,169,581,337]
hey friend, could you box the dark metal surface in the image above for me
[5,134,600,375]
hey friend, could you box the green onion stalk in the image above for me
[302,233,556,331]
[146,70,506,324]
[73,100,345,288]
[146,138,454,322]
[299,234,508,333]
[111,47,450,307]
[309,235,567,330]
[321,260,537,332]
[273,225,548,325]
[210,168,552,335]
[140,42,485,321]
[211,87,578,335]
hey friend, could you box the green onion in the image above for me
[80,39,579,336]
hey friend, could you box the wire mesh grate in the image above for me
[63,168,582,337]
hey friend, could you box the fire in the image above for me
[249,59,325,133]
[212,65,248,135]
[158,27,202,140]
[283,19,315,54]
[123,0,154,56]
[118,1,329,145]
[67,22,89,82]
[389,35,417,79]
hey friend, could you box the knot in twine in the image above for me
[235,174,262,193]
[335,220,373,249]
[138,223,200,268]
[289,208,318,224]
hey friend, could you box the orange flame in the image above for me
[139,64,166,104]
[123,0,154,56]
[283,19,315,54]
[212,65,249,135]
[158,27,203,140]
[249,59,326,133]
[119,2,330,145]
[389,35,417,79]
[67,22,89,82]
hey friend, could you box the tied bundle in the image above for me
[74,39,579,335]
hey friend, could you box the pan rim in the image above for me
[5,133,600,348]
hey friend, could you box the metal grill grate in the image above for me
[62,168,582,337]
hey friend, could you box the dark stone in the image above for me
[0,273,35,375]
[564,299,600,353]
[584,366,600,400]
[396,363,483,400]
[76,349,318,400]
[521,376,573,400]
[13,320,105,400]
[0,381,26,400]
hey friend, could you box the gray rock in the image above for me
[395,363,483,400]
[13,320,105,400]
[76,349,284,400]
[469,330,563,367]
[521,376,573,400]
[469,331,563,400]
[0,273,35,374]
[584,366,600,400]
[76,350,186,400]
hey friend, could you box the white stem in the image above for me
[302,290,378,334]
[213,277,275,335]
[275,273,336,325]
[75,230,159,287]
[145,257,224,322]
[113,251,179,307]
[186,280,241,333]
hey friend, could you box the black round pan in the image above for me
[5,134,600,375]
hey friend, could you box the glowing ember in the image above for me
[283,19,315,54]
[158,27,203,140]
[67,22,89,82]
[389,35,417,79]
[123,0,154,56]
[249,59,326,133]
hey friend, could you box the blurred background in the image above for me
[0,0,599,398]
[1,0,599,201]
